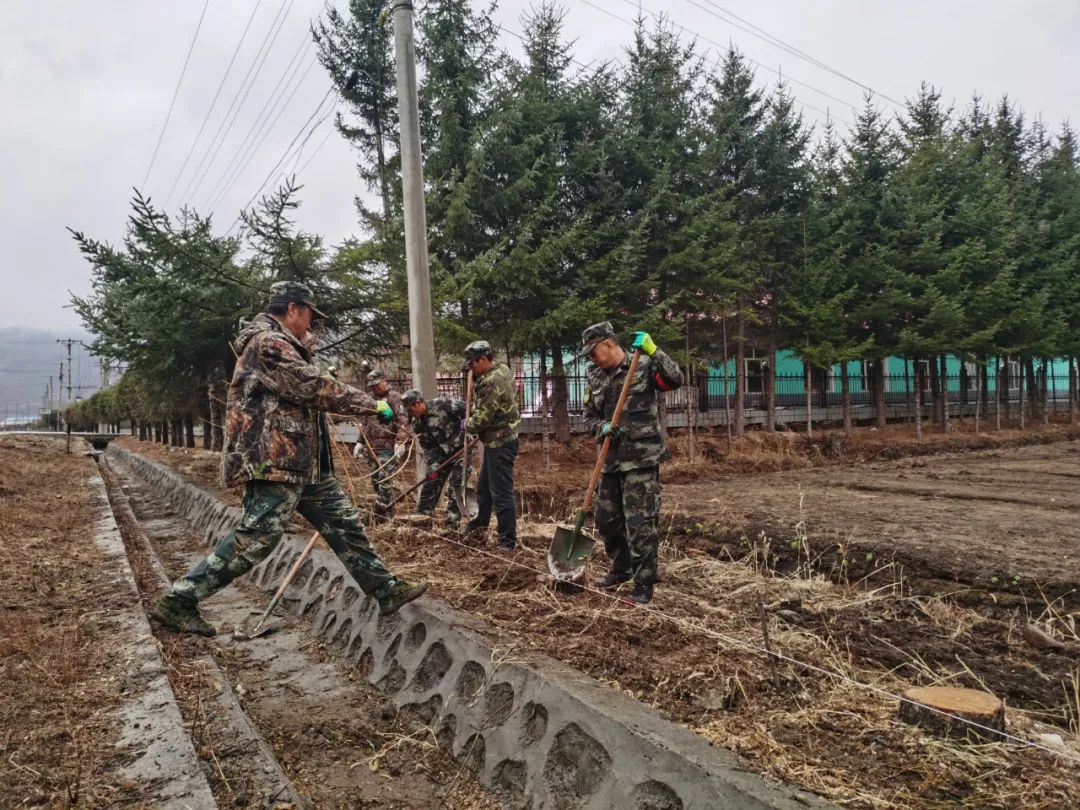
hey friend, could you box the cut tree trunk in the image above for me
[550,345,570,445]
[185,413,195,448]
[1071,358,1077,425]
[929,358,941,426]
[804,363,813,437]
[899,686,1005,740]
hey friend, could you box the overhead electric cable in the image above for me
[581,0,853,124]
[163,0,265,208]
[226,88,338,234]
[178,0,294,207]
[141,0,211,190]
[691,0,905,107]
[203,34,316,211]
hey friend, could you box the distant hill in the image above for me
[0,327,101,421]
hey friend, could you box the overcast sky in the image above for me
[2,0,1077,337]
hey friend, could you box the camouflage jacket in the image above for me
[584,348,684,473]
[356,388,406,453]
[221,314,383,487]
[411,397,466,462]
[467,364,521,448]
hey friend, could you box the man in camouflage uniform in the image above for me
[462,340,521,552]
[353,369,408,519]
[581,321,683,604]
[151,282,427,636]
[402,389,466,529]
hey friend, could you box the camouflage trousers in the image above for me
[368,448,399,516]
[417,455,464,528]
[168,476,394,604]
[594,465,661,586]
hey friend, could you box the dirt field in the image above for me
[0,436,130,807]
[114,427,1080,808]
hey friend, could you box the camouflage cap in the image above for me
[578,320,617,357]
[401,388,424,407]
[461,339,493,370]
[268,280,326,320]
[365,369,387,389]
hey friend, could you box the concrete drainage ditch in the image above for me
[109,444,834,810]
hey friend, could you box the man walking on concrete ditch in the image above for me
[582,322,683,605]
[402,389,466,529]
[152,281,427,636]
[353,369,408,519]
[462,340,521,553]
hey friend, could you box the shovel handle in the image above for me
[251,529,320,635]
[461,368,475,500]
[387,443,467,508]
[581,348,643,512]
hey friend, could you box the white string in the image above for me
[398,520,1080,765]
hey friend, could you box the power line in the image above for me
[226,88,338,234]
[202,32,316,212]
[207,57,319,213]
[178,0,294,208]
[163,0,265,208]
[689,0,905,107]
[585,0,855,124]
[141,0,211,190]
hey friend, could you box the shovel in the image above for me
[235,530,320,640]
[548,348,643,582]
[452,369,479,521]
[386,444,467,511]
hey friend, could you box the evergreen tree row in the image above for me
[70,2,1080,440]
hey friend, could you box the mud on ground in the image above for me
[117,429,1080,808]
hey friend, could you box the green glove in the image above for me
[631,331,657,356]
[599,421,623,440]
[375,400,394,423]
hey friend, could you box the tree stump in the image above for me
[899,686,1005,740]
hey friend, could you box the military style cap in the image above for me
[578,320,616,357]
[366,369,387,389]
[402,388,424,407]
[461,339,493,370]
[268,280,326,320]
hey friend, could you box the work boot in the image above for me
[620,583,654,605]
[151,592,216,637]
[594,570,631,589]
[496,541,517,556]
[378,580,429,615]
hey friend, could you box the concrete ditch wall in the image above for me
[109,445,835,810]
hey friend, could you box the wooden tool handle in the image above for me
[461,368,475,488]
[252,530,320,633]
[581,348,643,512]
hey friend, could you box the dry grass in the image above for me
[0,436,133,807]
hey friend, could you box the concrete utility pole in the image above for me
[390,0,437,399]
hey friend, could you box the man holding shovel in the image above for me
[402,389,467,530]
[462,340,521,553]
[581,321,682,604]
[151,282,427,636]
[353,369,408,519]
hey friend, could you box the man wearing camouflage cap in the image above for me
[151,281,427,636]
[581,321,683,604]
[402,389,466,528]
[353,369,408,519]
[461,340,521,552]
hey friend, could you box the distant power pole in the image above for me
[390,0,437,400]
[57,339,77,407]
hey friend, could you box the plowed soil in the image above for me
[115,429,1080,808]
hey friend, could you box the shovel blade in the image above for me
[233,613,284,640]
[547,523,595,581]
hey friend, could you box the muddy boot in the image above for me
[620,583,653,605]
[378,580,429,615]
[594,570,631,589]
[151,592,216,637]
